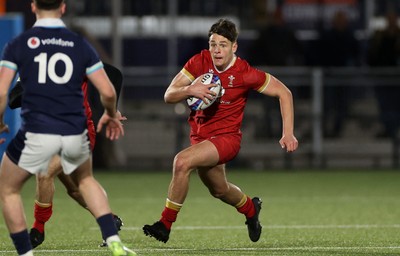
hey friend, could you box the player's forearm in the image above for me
[279,91,295,136]
[100,95,117,117]
[0,67,16,121]
[164,72,192,104]
[0,95,7,123]
[164,86,191,103]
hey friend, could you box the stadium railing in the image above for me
[120,66,400,170]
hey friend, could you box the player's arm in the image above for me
[164,71,217,104]
[87,68,117,117]
[261,74,298,152]
[87,67,124,140]
[0,66,16,139]
[102,63,127,121]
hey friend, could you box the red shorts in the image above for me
[190,132,242,164]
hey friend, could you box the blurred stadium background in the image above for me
[1,0,400,170]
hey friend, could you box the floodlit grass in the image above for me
[1,169,400,255]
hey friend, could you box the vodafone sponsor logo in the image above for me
[41,38,74,47]
[27,37,74,49]
[27,37,40,49]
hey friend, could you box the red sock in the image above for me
[33,201,53,233]
[159,199,182,230]
[236,196,255,218]
[160,207,178,230]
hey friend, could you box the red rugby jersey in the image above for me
[182,49,270,138]
[81,79,96,150]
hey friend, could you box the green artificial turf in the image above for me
[1,169,399,255]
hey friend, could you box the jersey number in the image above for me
[34,52,73,84]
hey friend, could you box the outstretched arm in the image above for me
[261,74,298,152]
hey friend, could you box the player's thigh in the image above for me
[57,172,79,192]
[35,149,63,189]
[0,154,31,194]
[46,155,63,176]
[177,140,219,168]
[68,156,92,185]
[197,164,228,192]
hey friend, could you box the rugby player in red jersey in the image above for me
[8,63,126,248]
[143,18,298,243]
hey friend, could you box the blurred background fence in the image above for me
[2,0,400,170]
[119,66,400,170]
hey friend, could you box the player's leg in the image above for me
[30,155,61,248]
[61,129,135,254]
[143,140,219,242]
[0,154,34,256]
[57,171,124,247]
[58,172,87,208]
[69,157,135,255]
[198,134,262,242]
[198,165,262,242]
[198,164,245,205]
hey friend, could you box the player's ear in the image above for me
[232,42,238,53]
[60,2,66,15]
[31,1,36,13]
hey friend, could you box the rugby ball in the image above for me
[186,73,222,111]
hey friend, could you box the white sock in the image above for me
[20,250,34,256]
[106,235,121,246]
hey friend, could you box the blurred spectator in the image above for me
[367,11,400,138]
[250,8,304,67]
[249,8,304,139]
[319,10,360,138]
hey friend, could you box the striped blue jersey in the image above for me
[0,18,103,135]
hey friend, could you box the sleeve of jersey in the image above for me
[256,73,271,93]
[82,39,103,75]
[243,65,271,93]
[181,53,203,82]
[0,42,18,71]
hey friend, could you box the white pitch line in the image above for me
[2,224,400,231]
[1,246,400,254]
[90,223,400,231]
[138,246,400,251]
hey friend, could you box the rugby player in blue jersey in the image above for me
[8,63,126,249]
[0,0,136,255]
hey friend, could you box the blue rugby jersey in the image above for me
[0,18,103,135]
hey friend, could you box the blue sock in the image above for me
[97,213,118,240]
[10,229,32,255]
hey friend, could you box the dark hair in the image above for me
[34,0,63,10]
[208,19,238,43]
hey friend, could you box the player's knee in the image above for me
[173,153,192,174]
[208,185,229,199]
[67,189,81,201]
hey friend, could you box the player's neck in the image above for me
[36,11,62,20]
[216,55,237,72]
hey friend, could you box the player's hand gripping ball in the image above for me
[186,73,222,111]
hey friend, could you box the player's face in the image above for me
[209,33,237,71]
